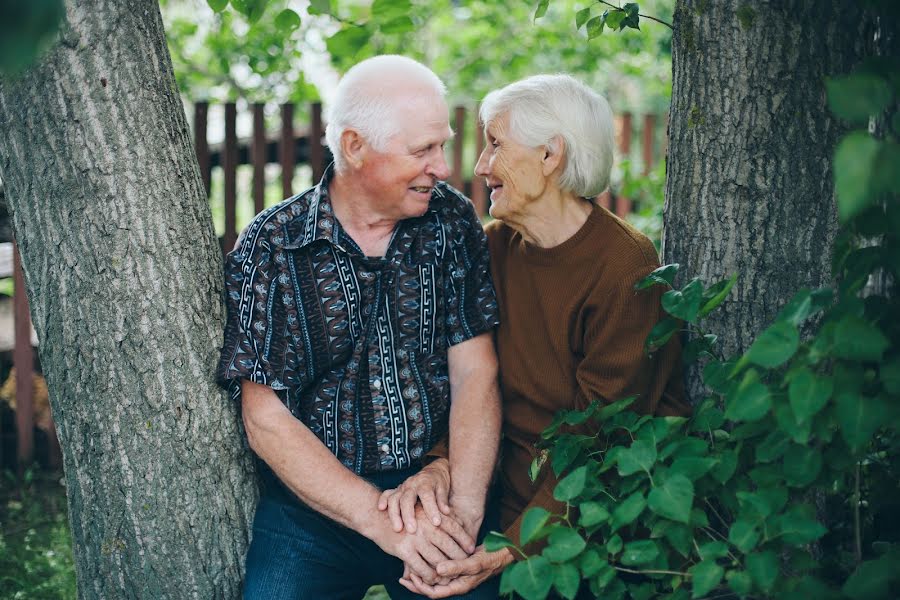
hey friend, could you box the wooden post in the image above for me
[194,102,211,196]
[451,106,466,191]
[223,102,238,252]
[643,113,656,175]
[310,102,325,183]
[252,103,266,216]
[616,113,633,217]
[280,103,295,199]
[470,104,487,217]
[13,241,33,473]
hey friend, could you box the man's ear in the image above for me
[340,129,366,170]
[541,135,565,177]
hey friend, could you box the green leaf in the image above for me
[520,507,551,545]
[576,7,592,29]
[554,465,587,502]
[755,430,791,463]
[774,403,812,444]
[307,0,330,15]
[662,278,704,322]
[617,439,657,476]
[635,263,679,289]
[836,392,886,453]
[530,451,547,482]
[789,368,833,423]
[710,449,739,484]
[579,501,610,527]
[620,540,659,566]
[622,2,640,29]
[728,520,760,553]
[698,274,737,318]
[776,288,813,326]
[544,528,587,562]
[772,509,826,545]
[611,491,646,531]
[833,315,889,362]
[703,360,733,393]
[274,8,301,31]
[553,562,581,599]
[484,531,516,552]
[725,369,772,422]
[842,554,900,600]
[645,317,680,352]
[881,356,900,395]
[745,321,799,368]
[606,534,623,554]
[509,555,553,600]
[738,487,787,518]
[605,9,625,30]
[746,551,779,593]
[380,16,415,34]
[689,560,724,598]
[231,0,268,22]
[371,0,412,21]
[586,15,605,39]
[726,570,753,596]
[670,457,718,480]
[597,396,636,420]
[834,131,881,221]
[325,26,372,60]
[207,0,229,12]
[580,549,607,577]
[647,474,694,524]
[782,443,823,487]
[698,541,729,561]
[826,73,893,124]
[534,0,550,21]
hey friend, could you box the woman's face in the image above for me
[474,113,551,222]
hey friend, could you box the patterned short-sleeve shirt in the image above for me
[217,165,500,475]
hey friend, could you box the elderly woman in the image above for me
[386,74,689,598]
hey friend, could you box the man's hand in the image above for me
[399,545,514,598]
[379,459,452,533]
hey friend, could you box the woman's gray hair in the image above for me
[480,74,615,197]
[325,55,447,172]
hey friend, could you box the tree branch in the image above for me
[597,0,674,29]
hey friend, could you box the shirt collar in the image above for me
[283,162,342,250]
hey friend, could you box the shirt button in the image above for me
[380,444,390,453]
[372,378,382,390]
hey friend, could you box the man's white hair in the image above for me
[325,55,447,172]
[480,74,615,197]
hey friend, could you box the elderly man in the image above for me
[216,55,502,599]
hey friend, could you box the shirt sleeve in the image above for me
[216,218,304,398]
[502,262,689,558]
[443,201,500,346]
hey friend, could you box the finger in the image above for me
[428,528,468,561]
[378,488,394,511]
[417,542,451,571]
[419,490,443,527]
[386,490,405,533]
[436,482,451,515]
[400,490,419,533]
[437,554,481,577]
[399,576,426,595]
[439,515,476,554]
[407,572,439,597]
[406,553,438,585]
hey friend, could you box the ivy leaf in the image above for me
[617,439,657,476]
[554,465,587,502]
[597,396,637,420]
[833,315,889,362]
[207,0,229,12]
[325,26,372,59]
[826,73,893,124]
[670,457,718,480]
[755,430,791,463]
[647,474,694,523]
[605,9,625,30]
[772,509,827,545]
[579,501,610,527]
[834,131,881,221]
[726,570,753,596]
[842,554,900,600]
[231,0,268,23]
[484,531,516,552]
[620,540,659,566]
[689,560,724,598]
[698,541,729,561]
[580,548,607,577]
[789,368,833,423]
[606,533,623,555]
[745,321,799,368]
[611,491,646,531]
[544,528,587,563]
[645,317,680,352]
[725,369,772,422]
[530,450,547,482]
[371,0,412,22]
[520,507,551,545]
[508,556,553,600]
[534,0,550,21]
[728,520,760,553]
[576,7,592,30]
[635,263,679,289]
[836,392,886,453]
[662,278,704,322]
[746,551,779,593]
[702,360,733,393]
[622,2,640,29]
[307,0,331,15]
[553,563,581,599]
[710,449,739,484]
[776,288,813,326]
[274,8,301,32]
[380,16,415,34]
[698,274,737,318]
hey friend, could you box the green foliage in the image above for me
[0,0,64,75]
[487,60,900,600]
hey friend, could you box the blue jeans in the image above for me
[244,467,501,599]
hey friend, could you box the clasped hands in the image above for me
[376,459,512,598]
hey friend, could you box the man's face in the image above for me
[359,91,453,220]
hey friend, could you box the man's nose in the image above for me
[428,150,451,181]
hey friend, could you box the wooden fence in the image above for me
[4,101,664,472]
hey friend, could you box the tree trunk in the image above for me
[0,1,256,598]
[663,0,869,399]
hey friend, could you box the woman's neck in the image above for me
[507,190,594,249]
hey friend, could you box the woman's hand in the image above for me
[398,545,514,598]
[379,458,452,533]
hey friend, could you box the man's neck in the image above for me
[329,171,398,257]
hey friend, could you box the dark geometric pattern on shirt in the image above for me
[217,165,500,474]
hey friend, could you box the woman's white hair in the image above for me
[325,55,447,172]
[480,74,615,197]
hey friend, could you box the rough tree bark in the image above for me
[0,1,256,598]
[663,0,870,398]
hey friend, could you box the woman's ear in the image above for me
[542,135,565,176]
[340,129,366,170]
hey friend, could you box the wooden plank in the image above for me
[223,102,238,252]
[194,102,210,196]
[310,102,325,183]
[252,103,266,216]
[615,112,634,216]
[643,113,656,175]
[280,103,295,199]
[13,241,33,472]
[470,104,487,217]
[451,106,465,190]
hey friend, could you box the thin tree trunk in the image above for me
[0,1,256,597]
[663,0,869,399]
